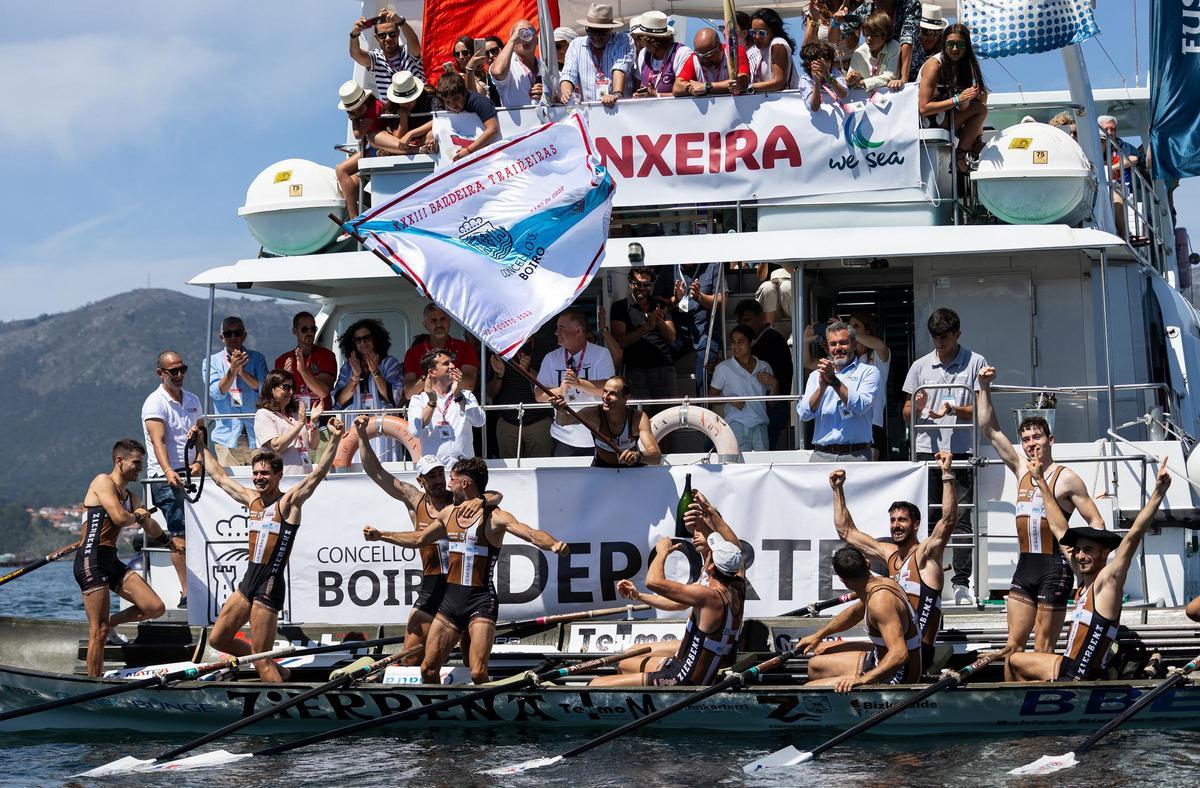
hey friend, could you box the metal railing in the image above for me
[1099,134,1172,270]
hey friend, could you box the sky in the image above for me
[0,1,1193,321]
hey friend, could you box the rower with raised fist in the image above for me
[201,418,346,683]
[357,415,503,665]
[1009,458,1171,681]
[375,457,568,684]
[978,366,1107,656]
[76,439,178,676]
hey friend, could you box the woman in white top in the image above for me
[847,11,903,93]
[849,312,891,458]
[254,369,322,475]
[709,326,777,452]
[747,8,799,92]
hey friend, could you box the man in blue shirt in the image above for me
[799,321,879,462]
[205,316,269,466]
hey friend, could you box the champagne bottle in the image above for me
[674,473,693,540]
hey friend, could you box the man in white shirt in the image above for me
[490,19,542,107]
[410,349,486,464]
[535,310,616,456]
[141,350,203,607]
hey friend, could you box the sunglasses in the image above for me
[485,47,501,56]
[945,40,968,50]
[160,365,188,376]
[748,29,769,38]
[222,329,246,338]
[277,383,294,391]
[297,325,317,334]
[353,333,373,343]
[695,47,722,58]
[375,30,399,40]
[454,49,471,57]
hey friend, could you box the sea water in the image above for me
[2,562,1199,786]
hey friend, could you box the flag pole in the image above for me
[331,215,621,452]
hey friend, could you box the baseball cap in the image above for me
[415,455,444,476]
[707,532,742,575]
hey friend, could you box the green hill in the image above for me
[0,289,299,507]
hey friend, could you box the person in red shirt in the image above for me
[275,311,337,410]
[673,28,750,97]
[402,304,480,398]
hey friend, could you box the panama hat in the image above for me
[578,3,623,28]
[337,80,372,111]
[639,11,673,38]
[920,3,948,30]
[553,26,579,42]
[386,71,425,104]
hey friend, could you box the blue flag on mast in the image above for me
[1149,0,1200,180]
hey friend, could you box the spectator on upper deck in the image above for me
[828,0,874,46]
[907,3,946,81]
[800,320,878,463]
[1098,114,1144,240]
[610,265,678,403]
[631,12,692,97]
[275,311,337,412]
[735,299,793,450]
[889,0,922,81]
[798,41,848,113]
[335,318,403,411]
[349,11,423,101]
[205,316,268,467]
[554,27,578,68]
[255,369,321,475]
[446,35,488,97]
[1049,111,1077,139]
[370,71,435,156]
[403,304,481,399]
[918,22,988,173]
[486,339,553,459]
[847,11,902,92]
[755,262,794,324]
[673,27,750,97]
[669,262,726,393]
[334,81,387,218]
[410,349,486,464]
[710,326,777,452]
[849,312,891,458]
[560,3,634,107]
[491,20,543,108]
[535,310,616,456]
[423,72,501,161]
[748,9,799,92]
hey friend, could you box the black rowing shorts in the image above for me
[413,574,448,617]
[646,656,691,687]
[1010,553,1072,609]
[436,583,498,631]
[237,560,287,612]
[860,648,918,685]
[74,546,131,594]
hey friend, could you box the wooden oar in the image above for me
[1009,650,1200,776]
[0,542,80,587]
[741,651,1000,773]
[78,643,424,777]
[780,592,858,618]
[127,645,652,773]
[486,643,809,775]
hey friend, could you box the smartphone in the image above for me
[443,61,455,73]
[363,15,381,27]
[472,37,486,52]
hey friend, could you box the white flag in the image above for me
[347,111,616,358]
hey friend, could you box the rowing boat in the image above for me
[4,661,1200,737]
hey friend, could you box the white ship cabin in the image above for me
[182,0,1200,616]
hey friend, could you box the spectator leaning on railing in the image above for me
[710,325,777,452]
[334,81,388,218]
[205,316,269,467]
[799,321,879,463]
[141,350,202,607]
[255,369,322,475]
[276,311,336,412]
[847,11,902,93]
[560,3,634,107]
[747,8,799,92]
[410,349,486,463]
[798,41,848,113]
[490,20,543,108]
[371,71,436,155]
[673,27,750,97]
[349,11,423,101]
[907,3,946,82]
[918,22,988,173]
[631,11,692,97]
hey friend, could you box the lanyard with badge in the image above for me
[435,391,456,441]
[227,354,243,408]
[589,44,610,95]
[565,345,588,401]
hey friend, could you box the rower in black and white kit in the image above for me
[551,375,662,468]
[356,415,503,665]
[798,451,958,670]
[977,366,1107,655]
[591,501,746,688]
[201,417,346,683]
[1009,458,1170,681]
[76,439,179,676]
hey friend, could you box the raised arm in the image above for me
[1105,458,1171,584]
[284,417,345,507]
[920,451,960,557]
[201,444,258,506]
[348,17,373,68]
[684,489,739,549]
[645,537,716,607]
[976,366,1021,473]
[829,470,895,563]
[353,415,420,508]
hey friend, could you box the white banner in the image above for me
[431,88,921,207]
[348,111,615,358]
[184,463,927,626]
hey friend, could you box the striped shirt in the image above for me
[560,34,635,101]
[367,46,424,101]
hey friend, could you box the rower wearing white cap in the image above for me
[358,416,502,664]
[591,498,746,687]
[1008,458,1170,682]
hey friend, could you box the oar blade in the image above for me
[1008,752,1078,776]
[73,756,156,777]
[482,755,564,775]
[153,749,252,772]
[742,745,814,774]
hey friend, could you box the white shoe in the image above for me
[106,630,130,646]
[953,585,973,606]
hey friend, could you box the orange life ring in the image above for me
[333,414,420,467]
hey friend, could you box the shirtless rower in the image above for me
[374,457,568,684]
[202,418,346,682]
[355,415,501,665]
[799,451,957,671]
[1009,458,1170,681]
[805,546,923,692]
[75,439,178,676]
[550,375,662,467]
[978,366,1106,654]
